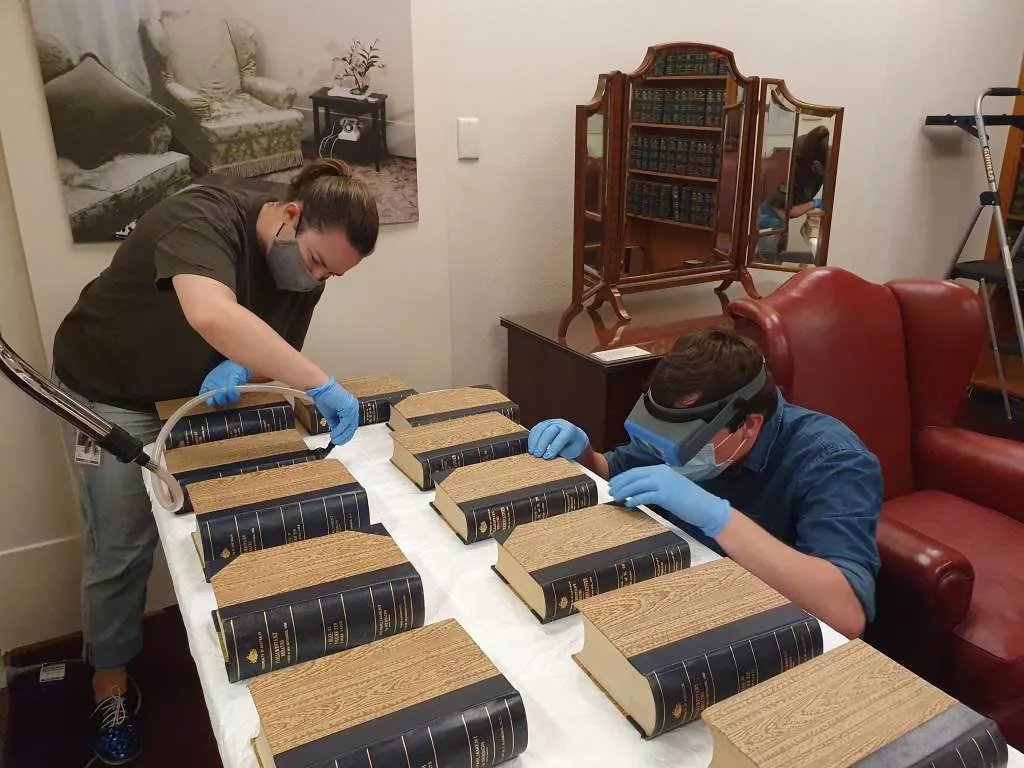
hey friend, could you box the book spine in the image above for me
[330,692,528,768]
[200,487,370,576]
[223,574,424,682]
[646,617,823,736]
[419,436,529,490]
[464,478,599,544]
[906,717,1008,768]
[417,402,520,427]
[167,405,293,448]
[543,541,689,622]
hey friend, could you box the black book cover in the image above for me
[635,604,823,737]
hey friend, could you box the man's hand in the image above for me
[609,464,732,537]
[199,360,252,407]
[528,419,590,460]
[307,377,359,445]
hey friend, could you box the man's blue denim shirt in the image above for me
[605,391,882,620]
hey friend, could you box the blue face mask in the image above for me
[675,434,748,482]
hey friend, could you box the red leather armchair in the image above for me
[727,267,1024,748]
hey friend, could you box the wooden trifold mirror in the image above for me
[561,43,843,336]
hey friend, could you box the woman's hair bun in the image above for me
[288,158,353,198]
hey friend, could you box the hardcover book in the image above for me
[493,503,690,622]
[293,374,416,434]
[390,412,529,491]
[190,459,370,579]
[164,431,319,512]
[249,619,528,768]
[431,454,599,544]
[156,392,293,448]
[387,386,519,431]
[702,639,1008,768]
[212,526,423,682]
[573,558,822,738]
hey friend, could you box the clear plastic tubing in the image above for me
[150,383,312,512]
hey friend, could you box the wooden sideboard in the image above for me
[501,299,731,452]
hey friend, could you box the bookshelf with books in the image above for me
[561,42,844,336]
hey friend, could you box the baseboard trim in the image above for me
[0,534,79,560]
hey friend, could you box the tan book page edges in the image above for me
[438,454,582,503]
[189,460,355,515]
[574,558,788,658]
[249,619,498,756]
[165,431,308,474]
[211,531,406,608]
[502,504,669,573]
[391,412,525,455]
[702,640,957,768]
[393,388,509,419]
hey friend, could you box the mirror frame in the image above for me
[747,78,844,273]
[564,72,626,333]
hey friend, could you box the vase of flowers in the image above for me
[330,39,385,99]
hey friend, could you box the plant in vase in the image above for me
[330,39,385,99]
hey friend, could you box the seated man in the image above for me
[527,327,880,638]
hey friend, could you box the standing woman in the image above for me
[51,158,378,764]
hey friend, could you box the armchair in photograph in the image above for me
[35,33,191,242]
[727,266,1024,749]
[140,11,303,177]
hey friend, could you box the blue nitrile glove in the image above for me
[199,360,252,407]
[608,464,733,537]
[307,377,359,446]
[528,418,590,460]
[812,197,824,209]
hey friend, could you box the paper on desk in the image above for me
[591,345,651,362]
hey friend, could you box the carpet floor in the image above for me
[4,607,221,768]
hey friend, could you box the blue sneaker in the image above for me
[89,678,142,765]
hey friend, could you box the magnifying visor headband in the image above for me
[624,363,768,466]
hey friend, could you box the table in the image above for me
[147,425,1024,768]
[309,88,388,171]
[501,299,731,451]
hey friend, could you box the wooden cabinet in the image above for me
[503,301,731,452]
[561,43,844,336]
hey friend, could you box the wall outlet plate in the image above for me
[457,117,480,160]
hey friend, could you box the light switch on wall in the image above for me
[457,117,480,160]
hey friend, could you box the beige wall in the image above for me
[1,0,1022,646]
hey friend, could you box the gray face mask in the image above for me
[266,221,322,293]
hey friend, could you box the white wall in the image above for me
[1,0,1022,645]
[155,0,417,157]
[0,136,83,650]
[431,0,1024,386]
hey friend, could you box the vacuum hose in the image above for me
[0,335,318,514]
[150,383,317,512]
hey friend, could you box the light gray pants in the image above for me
[55,376,162,669]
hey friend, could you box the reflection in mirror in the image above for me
[712,75,746,261]
[754,85,835,267]
[620,49,742,278]
[585,112,605,211]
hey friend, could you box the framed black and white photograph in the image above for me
[29,0,418,243]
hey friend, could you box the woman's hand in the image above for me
[199,360,252,407]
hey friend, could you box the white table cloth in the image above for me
[146,424,1024,768]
